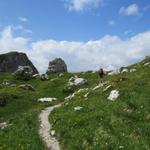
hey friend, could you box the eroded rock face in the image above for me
[0,51,38,74]
[46,58,67,74]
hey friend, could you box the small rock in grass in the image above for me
[0,122,8,129]
[130,68,136,72]
[108,69,120,75]
[65,88,88,100]
[19,84,35,91]
[65,93,75,100]
[84,92,90,98]
[38,97,57,102]
[107,90,119,101]
[74,78,86,86]
[121,68,128,73]
[103,85,112,92]
[119,145,124,149]
[93,84,103,90]
[41,74,49,81]
[59,73,64,77]
[76,88,88,94]
[64,102,69,106]
[2,80,12,86]
[119,77,127,82]
[143,62,150,67]
[93,81,110,90]
[51,130,55,136]
[74,106,83,111]
[32,74,39,79]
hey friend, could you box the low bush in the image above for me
[0,93,19,107]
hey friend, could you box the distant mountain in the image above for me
[0,51,38,74]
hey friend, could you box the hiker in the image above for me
[98,68,104,83]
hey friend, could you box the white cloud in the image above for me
[65,0,103,11]
[108,20,115,25]
[18,16,28,22]
[0,26,150,73]
[0,26,29,52]
[120,4,139,16]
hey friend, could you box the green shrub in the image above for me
[0,93,19,107]
[62,85,75,94]
[0,93,8,106]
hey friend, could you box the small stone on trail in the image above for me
[51,130,56,136]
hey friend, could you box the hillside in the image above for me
[0,57,150,150]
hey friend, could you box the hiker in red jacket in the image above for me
[98,68,104,83]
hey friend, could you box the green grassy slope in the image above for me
[0,57,150,150]
[0,73,73,149]
[50,57,150,150]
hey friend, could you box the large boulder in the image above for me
[46,58,67,74]
[68,76,87,86]
[0,51,38,74]
[14,66,33,80]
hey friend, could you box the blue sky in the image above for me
[0,0,150,73]
[0,0,149,41]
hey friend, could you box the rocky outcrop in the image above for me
[0,51,38,74]
[14,66,33,80]
[46,58,67,74]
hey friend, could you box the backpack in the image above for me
[99,68,104,75]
